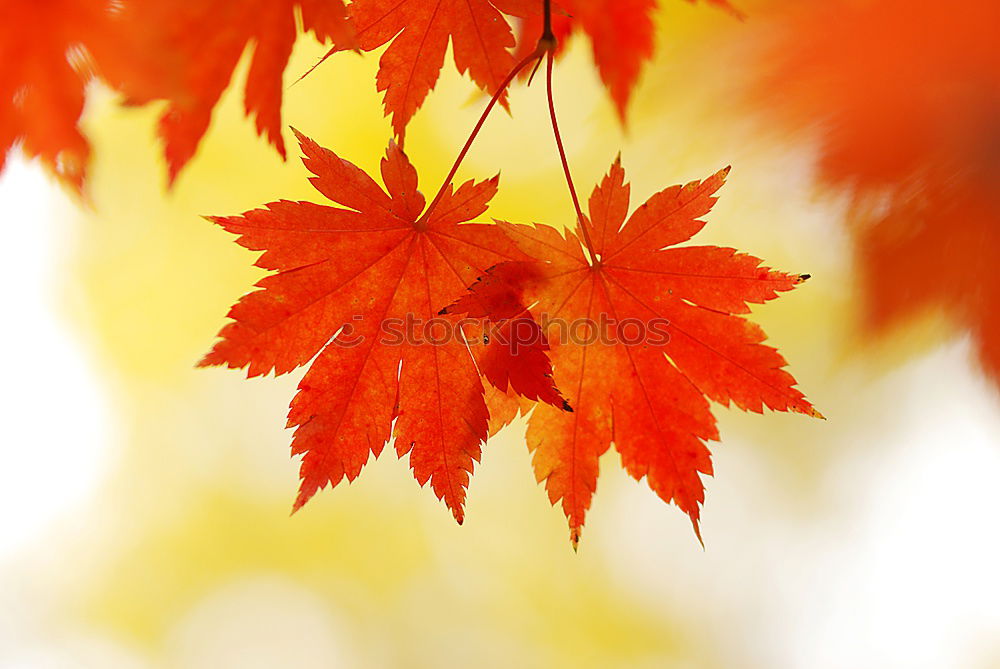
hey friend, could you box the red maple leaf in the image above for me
[201,130,565,521]
[318,0,518,141]
[446,158,818,545]
[0,0,109,192]
[500,0,743,121]
[752,0,1000,383]
[91,0,353,184]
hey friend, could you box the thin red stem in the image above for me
[416,50,543,229]
[545,52,597,264]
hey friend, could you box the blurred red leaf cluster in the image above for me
[2,0,734,191]
[754,0,1000,382]
[2,0,352,189]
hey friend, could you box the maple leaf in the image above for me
[200,130,565,522]
[446,158,818,545]
[751,0,1000,383]
[317,0,518,141]
[91,0,353,185]
[500,0,743,121]
[0,0,109,192]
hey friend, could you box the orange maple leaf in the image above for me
[0,0,108,192]
[201,131,565,521]
[318,0,518,141]
[91,0,353,185]
[753,0,1000,383]
[446,158,818,545]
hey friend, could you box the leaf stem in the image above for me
[416,48,545,229]
[545,52,597,265]
[542,0,554,41]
